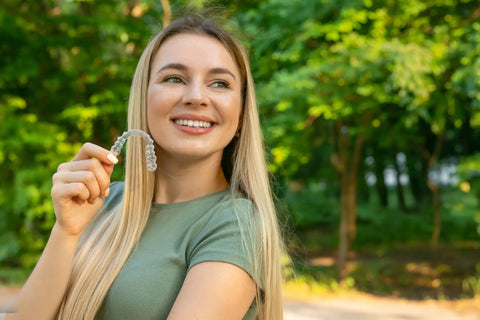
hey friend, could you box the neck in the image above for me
[153,153,229,203]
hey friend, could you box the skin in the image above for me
[6,143,116,320]
[7,33,255,320]
[147,33,255,319]
[147,33,242,203]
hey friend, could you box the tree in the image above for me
[0,0,169,267]
[235,0,480,277]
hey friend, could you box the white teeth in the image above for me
[174,119,213,128]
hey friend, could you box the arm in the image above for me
[6,143,117,320]
[167,261,256,320]
[5,224,81,320]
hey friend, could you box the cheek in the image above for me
[146,99,155,130]
[146,91,167,133]
[147,89,170,117]
[146,88,155,115]
[224,96,242,124]
[147,89,159,112]
[222,109,241,134]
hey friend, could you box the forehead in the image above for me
[151,32,240,75]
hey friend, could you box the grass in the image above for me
[284,186,480,299]
[285,240,480,303]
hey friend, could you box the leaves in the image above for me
[1,0,480,269]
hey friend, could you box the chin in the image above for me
[164,146,224,162]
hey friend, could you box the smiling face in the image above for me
[147,32,243,164]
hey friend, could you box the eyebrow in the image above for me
[209,67,237,81]
[156,63,237,81]
[157,63,187,74]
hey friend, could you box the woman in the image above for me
[8,13,284,320]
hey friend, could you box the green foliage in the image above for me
[287,182,340,227]
[0,267,32,286]
[290,186,478,250]
[462,264,480,297]
[235,0,480,259]
[286,261,356,295]
[0,96,77,266]
[457,153,480,233]
[0,0,160,268]
[457,154,480,187]
[288,242,480,300]
[239,0,479,178]
[1,0,480,284]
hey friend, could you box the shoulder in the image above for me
[212,193,256,225]
[200,193,259,239]
[187,192,260,281]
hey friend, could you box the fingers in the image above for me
[72,143,118,178]
[53,143,118,203]
[51,182,91,203]
[72,142,118,165]
[53,168,107,203]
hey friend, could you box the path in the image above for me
[2,286,480,319]
[283,297,480,320]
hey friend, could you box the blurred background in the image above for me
[1,0,480,314]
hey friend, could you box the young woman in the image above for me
[8,13,284,320]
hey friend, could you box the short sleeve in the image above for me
[187,198,259,284]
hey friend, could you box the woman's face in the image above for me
[147,32,242,164]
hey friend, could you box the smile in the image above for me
[173,119,213,128]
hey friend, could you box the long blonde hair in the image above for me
[58,14,284,320]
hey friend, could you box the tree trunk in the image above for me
[160,0,171,28]
[332,121,350,281]
[393,153,407,212]
[422,132,445,248]
[428,181,441,247]
[337,172,350,281]
[346,178,357,244]
[337,162,361,281]
[333,114,370,281]
[347,125,367,243]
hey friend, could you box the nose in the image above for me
[182,81,208,107]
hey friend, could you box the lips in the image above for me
[171,114,216,135]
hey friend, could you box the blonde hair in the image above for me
[58,14,284,320]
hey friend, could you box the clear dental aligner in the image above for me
[110,129,157,172]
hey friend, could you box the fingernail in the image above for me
[107,153,118,164]
[105,188,110,197]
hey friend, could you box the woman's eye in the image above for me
[211,81,230,89]
[164,76,184,84]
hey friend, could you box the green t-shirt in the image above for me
[95,182,259,320]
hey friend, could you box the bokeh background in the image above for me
[1,0,480,308]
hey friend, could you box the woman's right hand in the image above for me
[50,142,118,238]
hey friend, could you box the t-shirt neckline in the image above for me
[150,188,230,212]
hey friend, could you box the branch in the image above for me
[351,111,372,179]
[160,0,172,28]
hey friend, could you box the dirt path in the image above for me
[2,286,480,319]
[283,296,480,320]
